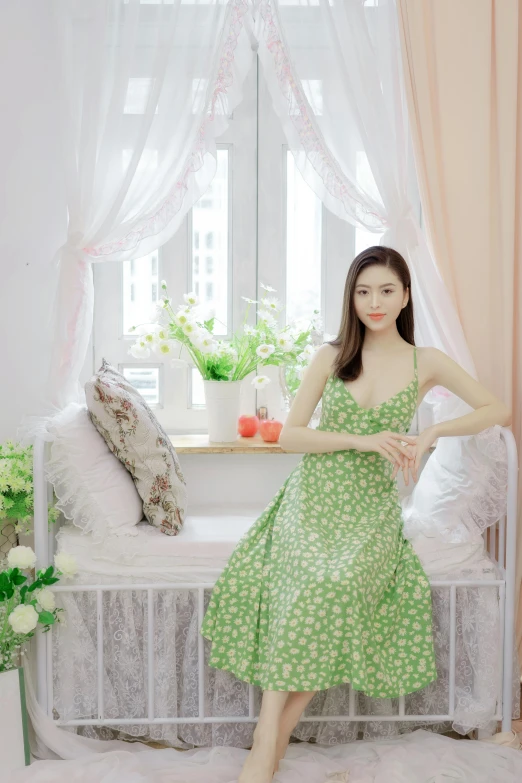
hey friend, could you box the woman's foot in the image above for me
[238,725,278,783]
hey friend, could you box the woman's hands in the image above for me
[389,427,439,484]
[355,431,417,481]
[354,427,438,485]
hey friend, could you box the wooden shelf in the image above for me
[169,433,297,454]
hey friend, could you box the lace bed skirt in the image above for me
[51,566,519,749]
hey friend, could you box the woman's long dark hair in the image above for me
[327,246,414,382]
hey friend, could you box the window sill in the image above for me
[169,433,296,454]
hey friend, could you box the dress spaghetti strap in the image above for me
[413,345,418,377]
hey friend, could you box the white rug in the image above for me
[8,729,522,783]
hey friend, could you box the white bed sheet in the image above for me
[55,506,263,581]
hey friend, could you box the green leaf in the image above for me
[0,591,5,601]
[38,611,55,625]
[12,573,27,586]
[46,577,60,586]
[44,566,54,579]
[27,581,40,593]
[5,587,14,599]
[20,586,28,601]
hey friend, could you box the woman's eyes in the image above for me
[357,289,393,295]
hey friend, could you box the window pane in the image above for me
[122,251,160,334]
[285,150,322,323]
[191,367,205,407]
[190,148,229,335]
[122,366,160,406]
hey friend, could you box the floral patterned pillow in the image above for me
[85,360,188,536]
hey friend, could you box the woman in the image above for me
[200,246,511,783]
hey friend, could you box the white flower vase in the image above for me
[0,667,30,771]
[203,379,242,443]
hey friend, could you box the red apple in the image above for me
[237,414,260,438]
[259,418,284,443]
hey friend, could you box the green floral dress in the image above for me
[201,346,438,697]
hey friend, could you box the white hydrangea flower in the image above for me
[35,588,56,612]
[256,344,276,359]
[251,375,271,389]
[8,605,39,634]
[54,552,78,579]
[7,546,36,570]
[129,340,151,359]
[275,334,295,352]
[183,292,199,307]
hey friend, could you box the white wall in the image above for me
[0,1,67,441]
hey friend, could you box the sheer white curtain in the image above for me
[254,0,475,428]
[49,0,254,407]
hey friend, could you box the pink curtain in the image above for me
[397,0,522,669]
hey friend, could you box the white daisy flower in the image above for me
[260,283,276,292]
[173,311,193,328]
[160,279,167,289]
[181,321,201,339]
[156,341,173,355]
[241,296,259,304]
[258,310,277,327]
[256,344,276,359]
[193,335,216,354]
[153,328,169,342]
[244,324,255,335]
[251,375,271,389]
[183,291,199,307]
[262,296,282,313]
[275,334,295,352]
[129,340,151,359]
[159,297,172,308]
[302,343,316,358]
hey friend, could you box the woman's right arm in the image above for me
[278,344,361,454]
[278,345,414,470]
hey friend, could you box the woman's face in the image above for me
[352,264,408,331]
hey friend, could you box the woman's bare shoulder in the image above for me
[314,342,340,377]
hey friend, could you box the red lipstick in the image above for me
[369,314,385,320]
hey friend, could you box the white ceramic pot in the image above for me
[203,379,242,443]
[0,667,30,771]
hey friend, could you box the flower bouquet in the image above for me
[0,442,60,554]
[0,545,77,771]
[128,282,322,441]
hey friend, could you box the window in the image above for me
[190,148,229,334]
[93,55,422,434]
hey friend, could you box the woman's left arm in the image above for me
[425,347,512,437]
[397,347,512,482]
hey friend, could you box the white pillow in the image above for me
[400,427,508,576]
[45,403,144,544]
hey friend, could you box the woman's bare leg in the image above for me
[238,690,290,783]
[273,690,317,773]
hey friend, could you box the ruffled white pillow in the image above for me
[46,403,144,544]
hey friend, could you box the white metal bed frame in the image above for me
[31,427,519,733]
